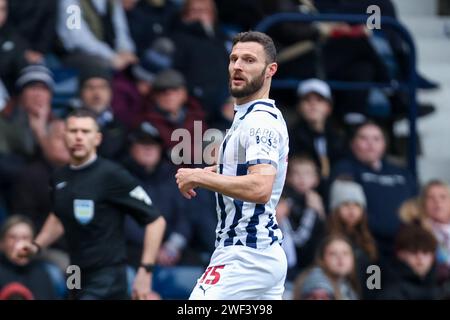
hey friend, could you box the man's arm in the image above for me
[11,213,64,262]
[176,164,276,204]
[133,216,166,300]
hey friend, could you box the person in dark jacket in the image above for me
[0,0,28,93]
[378,224,441,300]
[121,121,191,268]
[289,78,347,180]
[171,0,230,122]
[330,121,417,260]
[0,215,57,300]
[124,0,179,56]
[141,69,207,161]
[123,121,216,267]
[78,67,128,160]
[7,0,57,64]
[277,156,326,279]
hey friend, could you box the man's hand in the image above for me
[175,168,205,199]
[112,52,138,71]
[132,268,159,300]
[157,245,181,266]
[11,240,39,265]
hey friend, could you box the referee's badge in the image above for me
[73,199,95,225]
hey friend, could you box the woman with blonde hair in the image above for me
[419,180,450,287]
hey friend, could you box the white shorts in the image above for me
[189,243,287,300]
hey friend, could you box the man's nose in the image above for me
[233,59,243,71]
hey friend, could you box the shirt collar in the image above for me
[234,98,275,113]
[70,154,98,170]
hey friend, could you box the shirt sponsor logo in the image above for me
[73,199,95,225]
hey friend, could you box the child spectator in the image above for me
[327,179,378,298]
[277,156,326,279]
[378,224,440,300]
[293,234,360,300]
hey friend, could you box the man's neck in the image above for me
[70,153,98,169]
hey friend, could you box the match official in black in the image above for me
[12,109,166,300]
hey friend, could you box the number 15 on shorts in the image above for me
[198,265,225,285]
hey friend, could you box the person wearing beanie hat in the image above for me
[0,64,57,160]
[327,179,378,299]
[329,180,366,212]
[15,64,54,93]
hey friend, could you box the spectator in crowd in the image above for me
[327,179,378,298]
[289,79,347,180]
[0,0,28,93]
[57,0,138,71]
[0,65,57,160]
[0,215,57,300]
[111,62,154,129]
[330,121,417,260]
[172,0,230,123]
[7,0,57,64]
[123,121,216,267]
[0,65,59,212]
[11,121,70,271]
[277,156,326,278]
[293,234,360,300]
[141,69,206,158]
[79,67,128,160]
[378,224,440,300]
[121,121,191,268]
[209,96,234,132]
[123,0,179,56]
[11,109,166,300]
[419,180,450,288]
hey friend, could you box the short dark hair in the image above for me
[395,224,437,253]
[351,119,388,144]
[232,31,277,63]
[65,108,100,130]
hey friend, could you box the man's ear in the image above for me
[266,62,278,78]
[95,132,103,147]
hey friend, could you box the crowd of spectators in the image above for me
[0,0,447,300]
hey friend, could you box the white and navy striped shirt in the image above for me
[215,98,289,249]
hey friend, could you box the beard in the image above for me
[229,69,265,99]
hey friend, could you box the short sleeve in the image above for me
[240,111,282,169]
[106,166,161,225]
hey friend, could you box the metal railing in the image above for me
[256,13,418,177]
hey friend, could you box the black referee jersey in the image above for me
[50,156,161,271]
